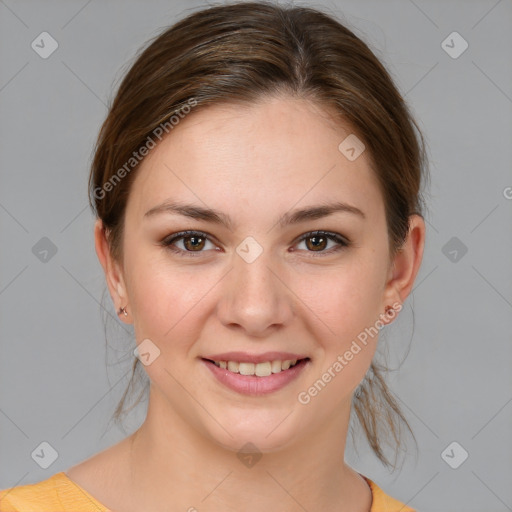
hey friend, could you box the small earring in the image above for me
[385,305,393,315]
[118,306,128,317]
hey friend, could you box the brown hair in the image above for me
[89,1,429,469]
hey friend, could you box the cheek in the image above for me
[293,259,384,345]
[295,270,382,407]
[124,250,183,337]
[124,250,219,349]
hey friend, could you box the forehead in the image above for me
[126,95,384,226]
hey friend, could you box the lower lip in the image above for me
[202,358,309,396]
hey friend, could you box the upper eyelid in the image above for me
[162,230,216,245]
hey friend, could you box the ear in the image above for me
[381,214,426,322]
[94,218,131,323]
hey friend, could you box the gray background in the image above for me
[1,1,511,511]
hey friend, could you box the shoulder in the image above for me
[362,475,416,512]
[0,473,66,512]
[0,472,108,512]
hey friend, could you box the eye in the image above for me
[161,230,217,257]
[293,230,349,256]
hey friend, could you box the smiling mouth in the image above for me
[202,358,310,377]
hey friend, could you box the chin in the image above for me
[201,410,302,455]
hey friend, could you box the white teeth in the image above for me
[255,361,272,377]
[212,358,302,376]
[239,362,255,375]
[271,360,282,373]
[227,361,239,372]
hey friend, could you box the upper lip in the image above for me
[202,351,309,364]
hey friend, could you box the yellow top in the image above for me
[0,472,415,511]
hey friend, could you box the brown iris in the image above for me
[305,234,327,251]
[183,235,206,251]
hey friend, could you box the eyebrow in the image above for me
[143,200,366,229]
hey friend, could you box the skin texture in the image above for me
[67,95,425,512]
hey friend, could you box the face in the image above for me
[98,95,404,453]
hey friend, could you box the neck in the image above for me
[121,384,371,512]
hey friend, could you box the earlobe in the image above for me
[94,219,130,320]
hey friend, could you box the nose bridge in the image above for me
[236,246,276,299]
[218,239,292,334]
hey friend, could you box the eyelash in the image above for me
[161,230,350,258]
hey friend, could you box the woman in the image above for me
[0,2,427,511]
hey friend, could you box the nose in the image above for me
[216,248,294,337]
